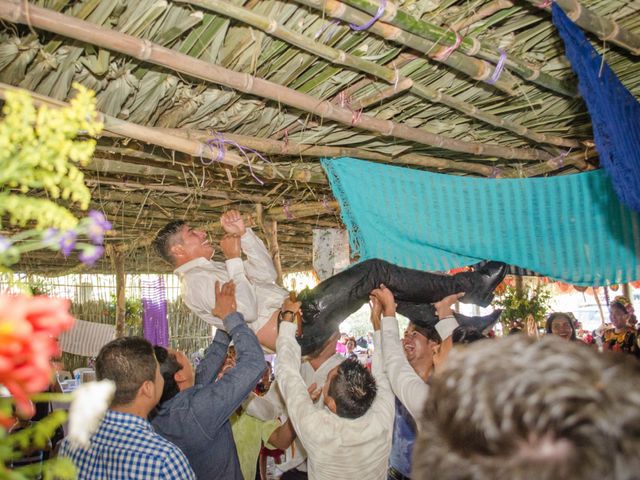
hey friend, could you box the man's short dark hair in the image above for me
[411,321,441,343]
[95,337,157,406]
[154,346,182,405]
[328,359,376,419]
[153,220,186,265]
[414,335,640,480]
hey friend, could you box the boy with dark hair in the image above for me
[59,337,195,480]
[275,291,394,480]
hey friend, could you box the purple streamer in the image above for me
[142,277,169,347]
[486,48,507,85]
[349,0,387,31]
[201,131,270,185]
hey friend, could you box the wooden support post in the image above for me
[108,246,127,338]
[622,283,632,301]
[515,275,524,296]
[255,205,283,286]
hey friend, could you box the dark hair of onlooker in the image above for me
[413,335,640,480]
[154,346,182,404]
[328,359,377,419]
[153,220,186,265]
[411,322,441,343]
[545,312,577,340]
[95,337,157,406]
[451,325,485,344]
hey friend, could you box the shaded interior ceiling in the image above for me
[0,0,638,275]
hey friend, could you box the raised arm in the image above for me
[191,282,266,437]
[221,209,278,283]
[220,232,258,322]
[275,299,324,448]
[372,285,429,420]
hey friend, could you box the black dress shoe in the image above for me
[453,309,503,333]
[460,261,507,307]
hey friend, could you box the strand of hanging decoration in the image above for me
[488,166,502,178]
[201,131,270,185]
[486,48,507,85]
[432,30,463,62]
[321,195,333,213]
[283,199,295,220]
[337,91,363,126]
[537,0,554,8]
[548,148,572,169]
[349,0,387,31]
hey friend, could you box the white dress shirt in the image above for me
[380,315,458,420]
[174,229,288,333]
[276,322,394,480]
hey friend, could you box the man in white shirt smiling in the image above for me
[154,211,506,354]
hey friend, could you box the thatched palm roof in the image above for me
[0,0,638,275]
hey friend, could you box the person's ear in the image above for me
[170,242,184,259]
[139,379,155,400]
[325,395,337,414]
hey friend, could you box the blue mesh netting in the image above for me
[553,3,640,212]
[322,157,640,286]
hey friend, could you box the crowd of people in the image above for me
[50,211,640,480]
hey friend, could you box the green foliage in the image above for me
[108,295,143,334]
[495,283,552,329]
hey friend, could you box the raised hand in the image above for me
[220,210,246,236]
[370,284,396,317]
[212,280,237,319]
[369,294,383,331]
[433,292,464,319]
[220,234,241,259]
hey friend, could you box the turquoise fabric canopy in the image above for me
[322,157,640,286]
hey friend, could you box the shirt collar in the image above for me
[103,410,153,432]
[174,257,212,275]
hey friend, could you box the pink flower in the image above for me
[0,294,75,417]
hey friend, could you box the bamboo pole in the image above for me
[308,0,577,97]
[0,81,327,184]
[162,128,510,176]
[528,0,640,56]
[180,0,579,148]
[0,1,554,162]
[293,0,519,95]
[108,246,127,338]
[451,0,515,31]
[255,204,283,285]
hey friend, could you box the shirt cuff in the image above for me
[225,257,244,277]
[240,228,257,247]
[223,311,245,332]
[436,316,458,340]
[279,321,297,337]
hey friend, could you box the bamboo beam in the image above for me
[162,128,554,178]
[451,0,515,31]
[331,0,577,96]
[528,0,640,55]
[180,0,579,149]
[85,178,273,203]
[0,1,554,162]
[293,0,519,95]
[0,82,327,184]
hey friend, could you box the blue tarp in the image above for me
[322,157,640,286]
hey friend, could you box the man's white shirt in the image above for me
[276,322,394,480]
[174,229,288,333]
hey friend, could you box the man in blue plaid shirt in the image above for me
[59,337,195,479]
